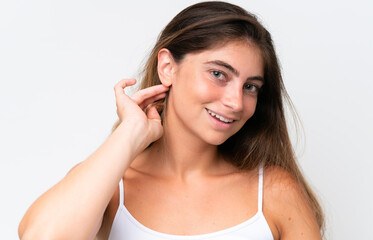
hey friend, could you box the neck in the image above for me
[142,113,232,181]
[157,126,220,177]
[131,104,238,180]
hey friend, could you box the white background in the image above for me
[1,0,372,239]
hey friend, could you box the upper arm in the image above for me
[96,183,120,240]
[18,162,105,240]
[263,167,322,240]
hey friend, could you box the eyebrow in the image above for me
[204,60,264,82]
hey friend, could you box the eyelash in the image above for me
[211,70,226,81]
[244,84,260,93]
[210,70,261,94]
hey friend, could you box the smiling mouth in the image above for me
[206,109,234,123]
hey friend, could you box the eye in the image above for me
[244,83,260,93]
[211,70,226,81]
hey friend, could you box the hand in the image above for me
[114,79,169,151]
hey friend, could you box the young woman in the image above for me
[19,2,324,239]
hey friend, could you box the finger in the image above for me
[147,107,164,141]
[138,92,167,110]
[131,84,169,105]
[148,119,164,142]
[146,105,161,120]
[114,79,137,105]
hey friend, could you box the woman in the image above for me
[19,1,324,239]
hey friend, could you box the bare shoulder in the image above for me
[263,166,302,195]
[262,166,321,240]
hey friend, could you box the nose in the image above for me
[222,84,243,112]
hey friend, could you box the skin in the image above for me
[19,41,321,240]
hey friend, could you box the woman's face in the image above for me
[166,40,264,145]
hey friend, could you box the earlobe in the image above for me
[157,48,175,87]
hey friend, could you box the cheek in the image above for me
[179,71,222,104]
[194,74,225,101]
[242,97,258,119]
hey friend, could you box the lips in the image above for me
[206,109,235,123]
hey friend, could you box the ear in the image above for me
[157,48,176,87]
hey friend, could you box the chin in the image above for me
[203,133,233,146]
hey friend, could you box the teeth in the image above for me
[207,109,234,123]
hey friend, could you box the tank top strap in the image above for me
[258,165,264,212]
[119,178,124,207]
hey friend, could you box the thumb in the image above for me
[148,118,164,142]
[146,105,164,142]
[146,105,162,120]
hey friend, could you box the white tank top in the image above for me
[108,167,273,240]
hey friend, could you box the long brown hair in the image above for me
[113,1,324,233]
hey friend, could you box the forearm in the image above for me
[19,122,141,240]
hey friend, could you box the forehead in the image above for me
[179,40,264,75]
